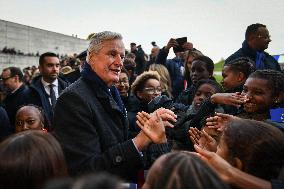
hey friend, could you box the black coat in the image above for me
[225,41,282,72]
[53,77,143,182]
[0,106,12,141]
[26,75,69,126]
[2,84,29,127]
[64,68,81,83]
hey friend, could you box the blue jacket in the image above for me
[156,47,185,99]
[225,41,282,72]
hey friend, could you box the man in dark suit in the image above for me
[27,52,69,128]
[53,31,176,182]
[1,67,29,127]
[225,23,282,72]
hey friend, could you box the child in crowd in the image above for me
[216,119,284,181]
[15,105,49,133]
[148,64,173,98]
[0,130,68,189]
[142,151,229,189]
[160,79,223,150]
[183,49,203,89]
[238,69,284,122]
[128,71,162,135]
[114,67,131,110]
[221,57,255,93]
[176,55,216,105]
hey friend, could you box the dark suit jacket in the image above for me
[225,40,282,72]
[2,84,29,127]
[26,75,69,127]
[52,77,143,182]
[64,68,81,83]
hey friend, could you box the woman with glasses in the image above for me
[128,71,170,169]
[127,71,162,135]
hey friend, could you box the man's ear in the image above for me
[233,157,243,171]
[14,75,19,82]
[38,65,43,73]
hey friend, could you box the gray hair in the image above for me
[87,31,123,62]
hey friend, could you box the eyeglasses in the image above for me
[257,35,271,40]
[116,80,129,85]
[0,76,13,81]
[143,87,162,94]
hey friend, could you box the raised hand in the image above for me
[194,144,233,183]
[154,108,177,128]
[165,38,178,51]
[136,111,167,144]
[206,113,239,131]
[189,127,217,152]
[210,92,248,107]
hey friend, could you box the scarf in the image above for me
[256,52,265,69]
[81,63,127,117]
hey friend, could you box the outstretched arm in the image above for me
[194,145,272,189]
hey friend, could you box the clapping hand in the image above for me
[136,108,176,144]
[189,127,217,152]
[206,113,239,131]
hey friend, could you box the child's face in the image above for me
[137,78,162,103]
[190,61,211,84]
[221,66,243,90]
[115,72,129,97]
[241,77,274,113]
[15,107,43,133]
[192,83,216,110]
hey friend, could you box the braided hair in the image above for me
[248,70,284,98]
[226,57,256,78]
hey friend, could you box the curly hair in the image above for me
[131,71,160,96]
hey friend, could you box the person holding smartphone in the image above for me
[155,37,193,99]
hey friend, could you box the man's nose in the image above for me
[115,55,123,65]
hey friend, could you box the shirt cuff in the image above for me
[132,139,144,157]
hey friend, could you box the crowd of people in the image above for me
[0,23,284,189]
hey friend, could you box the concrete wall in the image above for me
[0,19,89,71]
[0,53,39,71]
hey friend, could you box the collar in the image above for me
[41,77,58,87]
[10,84,24,94]
[242,40,262,57]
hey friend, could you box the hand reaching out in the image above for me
[206,113,239,132]
[189,127,217,152]
[194,144,233,183]
[210,92,248,107]
[154,107,177,127]
[136,111,167,144]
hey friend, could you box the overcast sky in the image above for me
[0,0,283,62]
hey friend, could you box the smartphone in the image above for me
[173,37,187,53]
